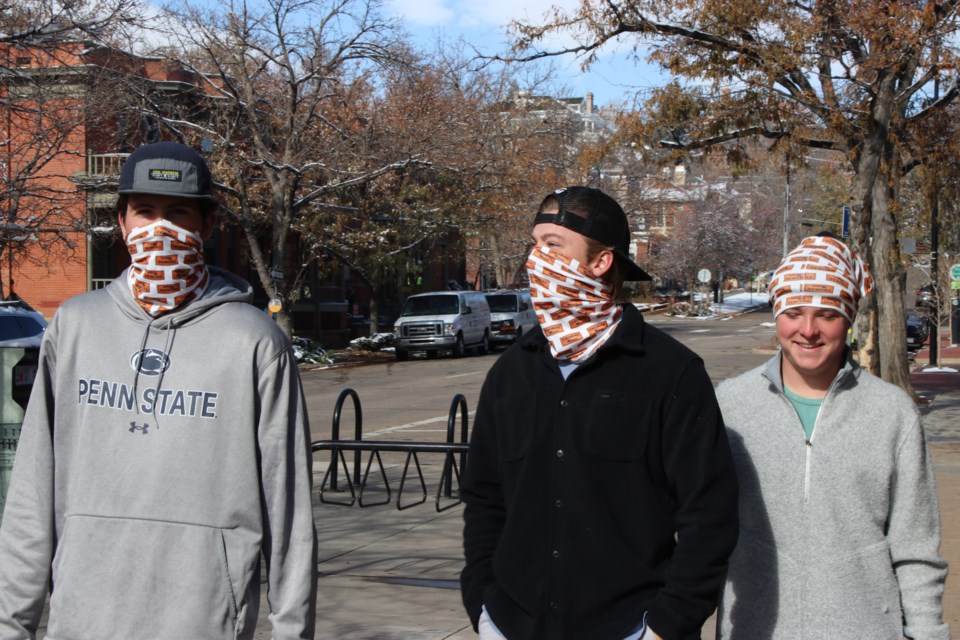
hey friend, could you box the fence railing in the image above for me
[311,388,470,511]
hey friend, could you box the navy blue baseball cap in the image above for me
[118,142,217,201]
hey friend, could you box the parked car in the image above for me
[916,284,937,309]
[393,291,491,361]
[484,289,536,347]
[848,312,930,354]
[0,301,47,348]
[906,310,930,352]
[0,302,46,407]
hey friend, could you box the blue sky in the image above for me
[382,0,670,109]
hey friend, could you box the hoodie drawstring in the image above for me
[131,317,157,416]
[131,315,177,431]
[151,316,177,429]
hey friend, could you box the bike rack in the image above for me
[311,389,470,511]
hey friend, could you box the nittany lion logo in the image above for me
[130,348,171,376]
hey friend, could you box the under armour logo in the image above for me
[129,421,151,434]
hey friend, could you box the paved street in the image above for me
[282,309,960,639]
[22,309,960,638]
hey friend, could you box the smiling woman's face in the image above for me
[776,306,850,396]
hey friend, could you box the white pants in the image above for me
[478,607,507,639]
[478,606,654,639]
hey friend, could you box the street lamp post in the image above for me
[782,161,791,255]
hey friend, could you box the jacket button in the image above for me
[559,399,568,407]
[552,549,560,558]
[555,499,562,508]
[556,449,564,458]
[549,601,558,610]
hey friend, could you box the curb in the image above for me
[718,304,772,318]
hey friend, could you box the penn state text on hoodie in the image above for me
[0,267,317,640]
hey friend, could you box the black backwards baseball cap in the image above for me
[118,141,217,202]
[534,186,652,281]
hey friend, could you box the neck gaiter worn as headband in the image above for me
[526,244,622,362]
[126,218,210,316]
[768,235,873,323]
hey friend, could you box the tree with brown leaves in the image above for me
[510,0,960,392]
[140,0,428,336]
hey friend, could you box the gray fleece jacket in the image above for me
[715,352,949,640]
[0,267,317,640]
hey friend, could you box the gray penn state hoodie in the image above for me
[0,267,317,639]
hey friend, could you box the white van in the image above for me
[393,291,492,361]
[484,289,537,347]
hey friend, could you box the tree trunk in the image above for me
[851,144,913,392]
[234,212,294,339]
[369,293,380,333]
[847,70,913,393]
[870,162,913,393]
[267,194,293,338]
[274,305,293,338]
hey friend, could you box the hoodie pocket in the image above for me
[50,515,245,640]
[812,540,902,639]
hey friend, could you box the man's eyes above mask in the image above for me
[130,205,195,217]
[533,239,562,249]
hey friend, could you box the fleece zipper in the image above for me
[803,395,827,502]
[777,382,832,502]
[801,374,843,501]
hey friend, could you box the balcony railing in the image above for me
[86,153,128,177]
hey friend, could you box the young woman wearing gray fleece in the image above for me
[716,234,949,640]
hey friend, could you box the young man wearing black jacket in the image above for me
[460,186,739,640]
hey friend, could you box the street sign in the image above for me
[841,205,851,238]
[951,264,960,281]
[697,268,711,284]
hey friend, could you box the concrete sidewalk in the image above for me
[910,328,960,634]
[278,366,960,640]
[25,355,955,638]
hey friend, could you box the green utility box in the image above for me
[0,347,38,526]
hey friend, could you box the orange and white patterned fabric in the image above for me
[126,219,209,316]
[769,235,874,323]
[526,244,622,362]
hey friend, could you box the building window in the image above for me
[656,204,667,228]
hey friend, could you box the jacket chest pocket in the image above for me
[587,391,651,461]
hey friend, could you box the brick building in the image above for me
[0,40,216,317]
[0,40,361,344]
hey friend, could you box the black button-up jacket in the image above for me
[460,304,739,640]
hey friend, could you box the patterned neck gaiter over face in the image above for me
[126,218,209,317]
[526,244,622,362]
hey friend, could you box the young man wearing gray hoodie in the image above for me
[0,142,317,639]
[716,233,949,639]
